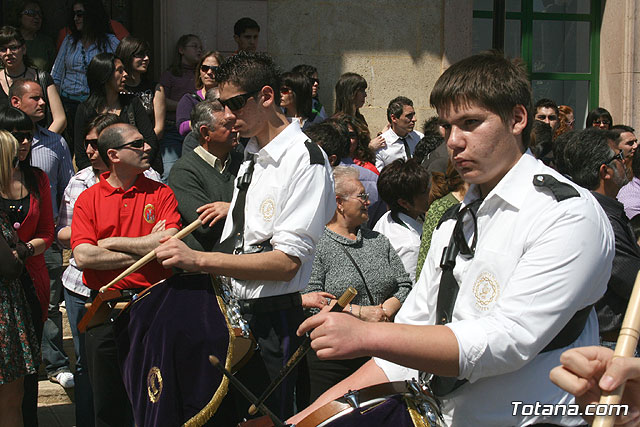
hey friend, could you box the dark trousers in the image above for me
[42,246,70,377]
[64,288,95,427]
[22,273,43,427]
[85,322,133,427]
[232,305,305,422]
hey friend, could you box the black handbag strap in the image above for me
[338,243,375,305]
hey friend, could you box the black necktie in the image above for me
[217,154,256,254]
[400,137,411,159]
[452,199,482,257]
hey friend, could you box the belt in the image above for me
[61,91,88,102]
[238,292,302,314]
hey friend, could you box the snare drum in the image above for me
[298,380,445,427]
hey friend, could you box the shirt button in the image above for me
[124,204,128,207]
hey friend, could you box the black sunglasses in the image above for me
[218,90,259,111]
[11,131,33,143]
[113,139,145,150]
[22,9,42,17]
[84,138,98,149]
[347,131,358,139]
[73,10,85,17]
[200,64,218,73]
[311,78,319,85]
[605,150,625,165]
[133,51,150,59]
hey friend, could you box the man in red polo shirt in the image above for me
[71,123,181,427]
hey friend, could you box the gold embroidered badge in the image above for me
[260,198,275,222]
[147,366,163,403]
[473,272,499,311]
[143,204,156,224]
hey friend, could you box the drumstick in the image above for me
[248,287,358,416]
[208,355,287,427]
[98,219,202,293]
[592,270,640,427]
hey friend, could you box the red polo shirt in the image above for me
[71,172,181,291]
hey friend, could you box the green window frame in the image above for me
[473,0,601,112]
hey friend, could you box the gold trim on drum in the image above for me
[147,366,163,403]
[183,275,235,427]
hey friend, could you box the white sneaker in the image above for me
[53,371,75,388]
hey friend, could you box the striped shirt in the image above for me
[59,167,161,296]
[31,125,74,222]
[51,34,119,99]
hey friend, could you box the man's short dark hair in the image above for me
[8,78,38,99]
[534,98,559,116]
[215,51,281,105]
[98,123,129,167]
[556,128,618,190]
[530,120,553,159]
[610,124,635,138]
[306,122,347,166]
[377,158,430,215]
[86,113,121,136]
[386,96,413,123]
[429,50,532,148]
[234,17,260,36]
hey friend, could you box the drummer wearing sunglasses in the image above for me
[155,51,335,422]
[71,123,181,426]
[291,52,614,427]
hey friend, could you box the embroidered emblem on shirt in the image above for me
[473,271,499,311]
[147,366,163,403]
[260,198,275,222]
[143,204,156,223]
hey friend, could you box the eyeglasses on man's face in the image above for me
[605,150,625,165]
[218,90,259,111]
[113,139,145,150]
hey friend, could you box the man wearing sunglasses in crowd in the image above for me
[71,123,180,426]
[10,78,76,390]
[556,128,640,359]
[534,98,560,133]
[155,51,335,421]
[290,51,614,426]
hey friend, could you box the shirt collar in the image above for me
[396,212,423,233]
[194,145,228,172]
[245,121,308,163]
[463,151,535,211]
[98,171,145,195]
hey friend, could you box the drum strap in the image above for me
[217,154,257,254]
[429,202,593,397]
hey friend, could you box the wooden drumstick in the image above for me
[98,219,202,293]
[592,270,640,427]
[248,287,358,416]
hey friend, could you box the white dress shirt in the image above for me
[373,211,422,282]
[375,153,614,426]
[375,128,424,171]
[220,122,336,299]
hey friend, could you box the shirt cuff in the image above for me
[446,320,489,382]
[272,232,314,263]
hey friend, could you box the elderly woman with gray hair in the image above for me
[301,166,412,401]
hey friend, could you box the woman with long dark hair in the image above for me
[116,36,166,139]
[175,50,224,136]
[331,112,378,174]
[334,72,386,153]
[51,0,118,154]
[157,34,203,181]
[73,52,160,173]
[13,0,55,72]
[0,26,66,134]
[586,107,613,130]
[280,71,319,129]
